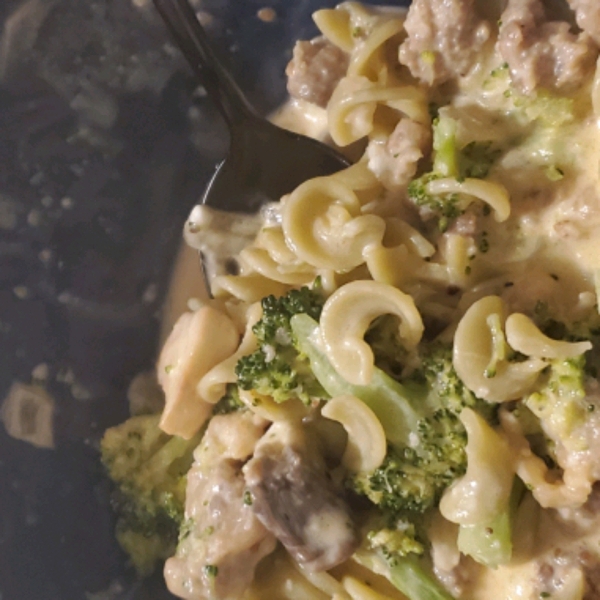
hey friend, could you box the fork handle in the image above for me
[152,0,256,127]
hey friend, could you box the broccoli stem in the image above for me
[432,116,458,177]
[292,314,430,450]
[355,550,455,600]
[388,555,456,600]
[457,477,524,568]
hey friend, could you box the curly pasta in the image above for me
[197,302,262,404]
[328,77,429,146]
[282,174,386,271]
[319,280,423,385]
[453,296,546,403]
[505,313,592,359]
[440,408,515,525]
[321,394,387,473]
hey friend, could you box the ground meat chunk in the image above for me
[286,38,349,108]
[398,0,491,85]
[535,546,600,599]
[164,412,274,600]
[243,421,358,572]
[497,0,597,94]
[568,0,600,46]
[366,117,432,189]
[552,491,600,598]
[535,550,589,599]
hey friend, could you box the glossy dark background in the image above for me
[0,1,407,598]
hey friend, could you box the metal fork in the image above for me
[152,0,350,281]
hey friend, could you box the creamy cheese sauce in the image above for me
[160,58,600,600]
[144,2,600,599]
[454,60,600,277]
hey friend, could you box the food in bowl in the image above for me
[102,1,600,598]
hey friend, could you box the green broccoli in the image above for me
[355,513,454,600]
[508,311,600,513]
[512,90,574,128]
[353,413,467,515]
[235,286,328,403]
[457,478,524,569]
[459,141,502,179]
[293,315,493,519]
[407,174,463,233]
[365,314,410,380]
[408,115,501,232]
[524,355,591,454]
[355,544,455,600]
[353,344,496,517]
[368,521,425,558]
[386,555,455,600]
[212,383,245,415]
[534,303,600,377]
[432,115,459,177]
[101,414,202,575]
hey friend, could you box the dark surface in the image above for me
[0,1,407,599]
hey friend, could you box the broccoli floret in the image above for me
[235,286,328,403]
[533,301,600,340]
[252,286,323,341]
[293,315,494,519]
[356,514,454,600]
[365,314,410,379]
[354,515,452,600]
[101,414,202,575]
[407,174,462,233]
[407,115,463,231]
[408,115,501,232]
[368,520,425,558]
[356,546,454,600]
[385,555,455,600]
[513,90,574,128]
[532,303,600,377]
[514,310,600,466]
[353,413,467,515]
[415,344,496,420]
[458,141,501,179]
[525,355,590,453]
[212,384,245,415]
[432,115,458,177]
[353,344,494,516]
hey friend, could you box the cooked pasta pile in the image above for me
[101,1,600,598]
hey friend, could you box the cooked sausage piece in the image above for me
[286,37,349,108]
[398,0,491,85]
[497,0,597,94]
[366,117,432,190]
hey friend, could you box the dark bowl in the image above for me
[0,1,407,598]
